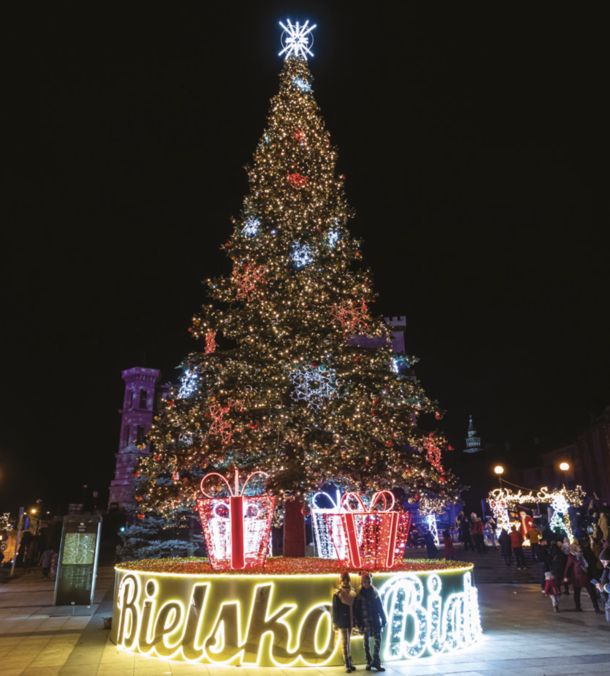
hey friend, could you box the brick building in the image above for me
[108,367,170,509]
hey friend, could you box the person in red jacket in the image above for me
[510,525,526,569]
[472,518,486,554]
[564,543,601,613]
[443,530,454,560]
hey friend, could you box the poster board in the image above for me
[53,514,102,606]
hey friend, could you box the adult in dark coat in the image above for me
[423,531,438,559]
[548,542,567,585]
[459,516,473,552]
[498,529,512,566]
[581,540,603,613]
[564,544,600,612]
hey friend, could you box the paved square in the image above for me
[1,568,609,676]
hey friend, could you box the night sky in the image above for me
[3,3,608,514]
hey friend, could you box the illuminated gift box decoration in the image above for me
[311,490,349,559]
[325,491,412,569]
[196,469,275,570]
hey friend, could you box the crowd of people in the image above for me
[449,501,610,619]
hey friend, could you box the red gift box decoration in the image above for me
[196,469,275,570]
[324,491,412,570]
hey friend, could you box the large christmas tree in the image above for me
[137,24,458,556]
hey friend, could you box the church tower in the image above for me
[464,415,484,454]
[108,367,170,509]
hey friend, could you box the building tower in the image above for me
[464,415,484,454]
[108,367,170,509]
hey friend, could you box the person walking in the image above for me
[548,541,567,589]
[564,543,600,612]
[472,518,486,554]
[544,572,562,613]
[595,549,610,622]
[510,525,526,569]
[581,539,603,614]
[499,528,512,566]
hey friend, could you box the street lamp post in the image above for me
[559,462,570,488]
[494,465,504,487]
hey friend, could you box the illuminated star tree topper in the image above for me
[279,19,316,59]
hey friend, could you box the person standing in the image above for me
[472,518,485,554]
[333,572,357,673]
[423,530,438,559]
[40,548,55,579]
[354,573,387,672]
[486,516,497,549]
[527,525,541,562]
[499,529,512,566]
[564,543,600,612]
[443,530,454,560]
[459,515,473,552]
[510,525,526,569]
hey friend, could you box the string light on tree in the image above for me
[290,242,314,268]
[279,19,316,59]
[205,330,218,355]
[242,217,260,237]
[289,364,337,409]
[293,77,311,92]
[331,299,370,334]
[326,229,339,248]
[178,369,199,399]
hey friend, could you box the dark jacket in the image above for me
[549,545,567,580]
[353,586,387,632]
[564,554,588,588]
[498,530,511,556]
[599,566,610,601]
[332,588,356,630]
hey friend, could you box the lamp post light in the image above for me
[494,465,504,487]
[559,462,570,488]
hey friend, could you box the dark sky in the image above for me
[2,3,608,514]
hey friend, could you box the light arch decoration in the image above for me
[488,486,585,543]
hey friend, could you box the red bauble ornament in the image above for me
[448,445,454,451]
[135,496,142,501]
[435,412,442,420]
[154,455,161,461]
[355,355,361,362]
[133,471,140,478]
[137,513,145,520]
[386,440,394,447]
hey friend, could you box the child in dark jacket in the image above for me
[354,573,387,672]
[333,571,357,672]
